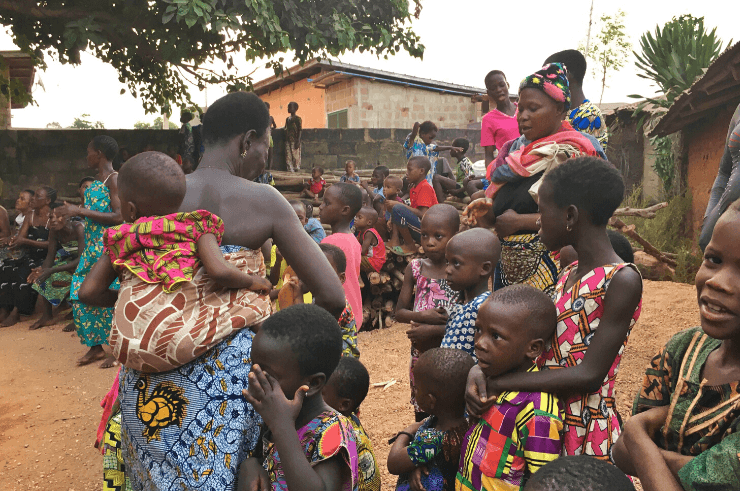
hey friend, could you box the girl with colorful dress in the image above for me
[55,135,123,368]
[613,198,740,491]
[466,157,643,463]
[27,202,85,330]
[395,204,461,421]
[79,151,272,373]
[0,186,54,326]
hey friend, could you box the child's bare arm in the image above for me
[395,263,448,325]
[360,232,375,256]
[618,406,684,491]
[466,267,642,415]
[237,456,270,491]
[243,366,347,491]
[433,146,464,153]
[78,256,120,307]
[387,422,424,475]
[197,234,271,292]
[409,121,420,141]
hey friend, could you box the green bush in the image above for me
[618,188,702,284]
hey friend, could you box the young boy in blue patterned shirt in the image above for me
[440,229,501,360]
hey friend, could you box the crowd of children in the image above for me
[6,49,740,491]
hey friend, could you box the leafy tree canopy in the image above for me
[69,113,104,129]
[135,117,178,129]
[0,0,424,113]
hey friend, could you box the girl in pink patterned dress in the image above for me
[395,204,461,420]
[465,157,642,462]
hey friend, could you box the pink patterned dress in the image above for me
[536,262,642,461]
[409,259,461,412]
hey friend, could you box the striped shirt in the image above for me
[456,365,563,491]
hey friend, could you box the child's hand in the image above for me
[462,198,493,227]
[249,276,273,294]
[242,364,308,429]
[407,322,445,353]
[465,364,496,418]
[409,466,430,491]
[237,457,271,491]
[417,307,448,325]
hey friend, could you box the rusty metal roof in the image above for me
[252,59,485,97]
[0,51,36,109]
[650,41,740,137]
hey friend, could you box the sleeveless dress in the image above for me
[0,219,50,315]
[408,258,460,412]
[71,177,120,347]
[536,262,642,461]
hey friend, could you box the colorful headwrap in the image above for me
[519,63,571,111]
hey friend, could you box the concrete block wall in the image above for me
[0,129,177,208]
[270,127,483,171]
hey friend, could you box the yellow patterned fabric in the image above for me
[103,412,132,491]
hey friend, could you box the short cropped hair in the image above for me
[423,203,461,232]
[523,455,635,491]
[260,304,343,378]
[385,175,403,188]
[484,70,507,86]
[544,50,587,85]
[90,135,120,161]
[488,285,557,340]
[319,243,347,274]
[543,157,624,226]
[288,101,299,110]
[374,165,390,178]
[202,92,270,145]
[22,189,34,198]
[409,156,432,174]
[118,151,186,215]
[328,356,370,412]
[607,230,634,263]
[414,348,475,399]
[312,166,324,175]
[419,121,437,135]
[452,138,470,154]
[180,111,193,124]
[79,176,96,188]
[333,182,363,216]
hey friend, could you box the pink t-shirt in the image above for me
[322,233,362,326]
[480,105,520,150]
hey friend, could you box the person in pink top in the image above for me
[481,70,520,165]
[320,182,363,323]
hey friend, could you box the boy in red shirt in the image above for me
[387,156,439,254]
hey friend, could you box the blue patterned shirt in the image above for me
[440,291,491,360]
[566,100,607,151]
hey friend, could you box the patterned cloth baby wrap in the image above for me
[104,210,272,373]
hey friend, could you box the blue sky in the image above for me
[3,0,736,128]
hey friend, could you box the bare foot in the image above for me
[99,354,119,369]
[64,310,74,320]
[62,322,76,332]
[78,346,106,366]
[29,315,56,331]
[1,309,21,327]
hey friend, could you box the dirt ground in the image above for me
[0,279,698,490]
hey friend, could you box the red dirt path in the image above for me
[0,279,698,490]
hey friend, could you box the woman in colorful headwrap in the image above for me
[462,63,605,294]
[55,135,123,368]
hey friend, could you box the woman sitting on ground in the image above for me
[27,202,84,331]
[0,186,55,326]
[463,63,605,294]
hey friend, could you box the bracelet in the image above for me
[388,430,415,445]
